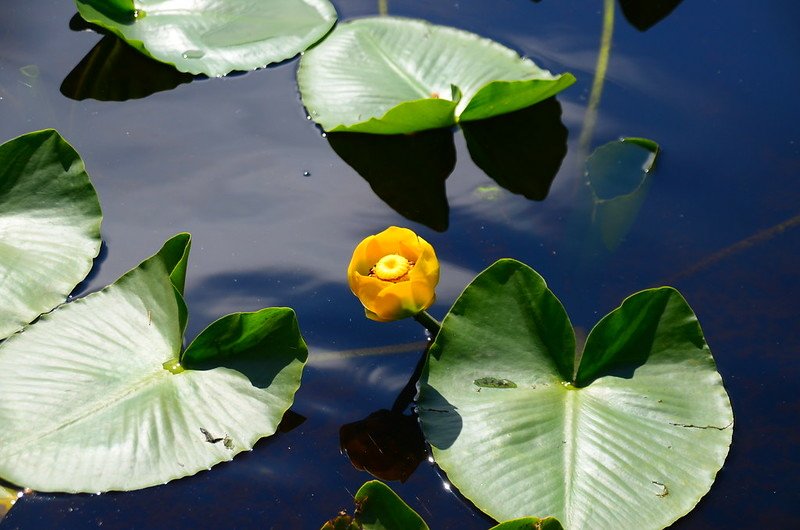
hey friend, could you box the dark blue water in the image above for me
[1,0,798,528]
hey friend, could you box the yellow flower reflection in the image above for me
[347,227,439,322]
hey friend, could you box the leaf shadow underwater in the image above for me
[327,97,568,232]
[62,16,194,101]
[618,0,685,31]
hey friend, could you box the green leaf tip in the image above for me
[0,128,102,339]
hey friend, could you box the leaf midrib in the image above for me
[1,366,173,458]
[357,30,431,100]
[562,387,579,526]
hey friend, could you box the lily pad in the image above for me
[417,259,733,529]
[0,129,102,340]
[74,0,337,77]
[587,137,659,250]
[298,17,575,134]
[322,480,563,530]
[0,234,307,492]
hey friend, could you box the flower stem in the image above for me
[413,310,441,336]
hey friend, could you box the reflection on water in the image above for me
[462,97,567,201]
[618,0,685,31]
[328,96,568,231]
[61,35,194,101]
[327,128,455,232]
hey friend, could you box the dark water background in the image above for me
[1,0,799,528]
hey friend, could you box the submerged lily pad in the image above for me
[0,234,307,492]
[587,137,659,250]
[0,130,102,340]
[298,17,575,134]
[418,259,732,529]
[74,0,337,77]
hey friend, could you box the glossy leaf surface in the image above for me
[74,0,337,76]
[418,259,733,529]
[0,235,307,492]
[0,130,102,340]
[298,17,575,134]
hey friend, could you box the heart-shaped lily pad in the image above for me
[298,17,575,134]
[417,259,732,529]
[74,0,337,77]
[0,234,307,493]
[0,129,102,340]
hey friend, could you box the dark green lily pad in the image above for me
[298,17,575,134]
[74,0,337,76]
[0,129,102,340]
[0,234,307,492]
[418,259,732,528]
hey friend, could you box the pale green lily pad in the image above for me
[0,234,307,492]
[418,259,732,529]
[298,17,575,134]
[74,0,337,77]
[0,129,102,340]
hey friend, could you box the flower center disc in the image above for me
[373,254,411,281]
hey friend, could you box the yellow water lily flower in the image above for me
[347,226,439,322]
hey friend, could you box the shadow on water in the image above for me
[327,128,455,232]
[461,97,568,201]
[618,0,685,31]
[62,16,194,101]
[327,97,568,232]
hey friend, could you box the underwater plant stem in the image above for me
[414,310,441,336]
[379,0,388,16]
[577,0,615,159]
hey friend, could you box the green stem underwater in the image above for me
[414,310,441,336]
[577,0,614,160]
[378,0,388,16]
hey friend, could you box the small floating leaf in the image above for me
[418,259,732,529]
[0,130,102,340]
[0,234,307,492]
[587,137,660,249]
[298,17,575,134]
[74,0,337,77]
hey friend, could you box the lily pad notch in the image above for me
[0,233,308,493]
[417,259,733,529]
[298,17,576,134]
